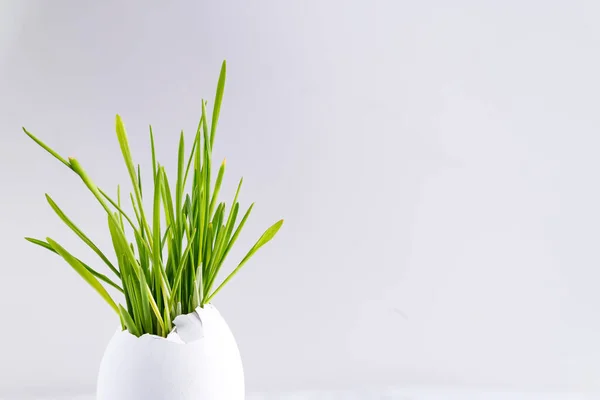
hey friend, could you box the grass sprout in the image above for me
[23,61,283,337]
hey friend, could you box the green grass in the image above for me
[23,61,283,337]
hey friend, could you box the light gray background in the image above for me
[1,0,600,397]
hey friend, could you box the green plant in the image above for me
[23,61,283,337]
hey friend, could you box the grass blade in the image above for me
[68,158,118,219]
[176,130,185,234]
[22,127,72,169]
[137,164,143,199]
[46,238,119,314]
[117,185,124,230]
[133,229,151,281]
[170,228,197,307]
[115,115,153,245]
[204,203,253,296]
[201,100,210,151]
[45,194,120,278]
[160,167,176,245]
[209,159,225,218]
[183,131,198,187]
[98,188,137,232]
[138,274,153,333]
[107,214,143,282]
[205,219,283,303]
[150,125,157,179]
[161,223,172,252]
[210,60,227,148]
[119,304,141,337]
[221,203,254,264]
[152,168,163,271]
[220,178,243,246]
[25,237,123,293]
[152,168,171,329]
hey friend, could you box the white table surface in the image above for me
[247,389,600,400]
[10,388,600,399]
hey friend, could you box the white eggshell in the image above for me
[97,304,244,400]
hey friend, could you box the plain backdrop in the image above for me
[2,0,600,397]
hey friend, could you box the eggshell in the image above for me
[97,304,244,400]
